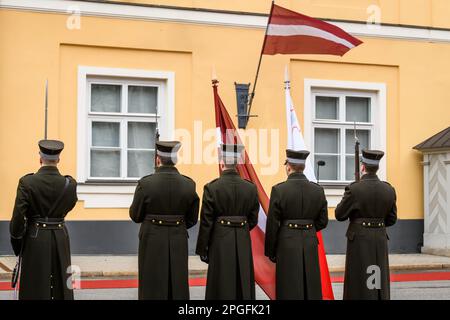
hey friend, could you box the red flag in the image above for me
[263,4,363,56]
[212,80,334,300]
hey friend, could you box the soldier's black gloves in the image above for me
[10,238,22,256]
[269,256,277,263]
[200,255,209,264]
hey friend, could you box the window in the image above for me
[312,90,375,183]
[87,78,162,181]
[77,67,174,207]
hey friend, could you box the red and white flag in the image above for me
[213,80,276,298]
[263,4,363,56]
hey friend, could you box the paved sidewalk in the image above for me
[2,254,450,280]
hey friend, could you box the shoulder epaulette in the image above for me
[181,174,194,182]
[21,173,34,180]
[243,178,255,185]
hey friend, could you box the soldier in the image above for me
[265,150,328,300]
[196,143,259,300]
[10,140,78,300]
[130,141,200,300]
[335,149,397,300]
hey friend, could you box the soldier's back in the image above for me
[138,166,196,215]
[206,170,257,217]
[349,176,396,219]
[274,175,325,220]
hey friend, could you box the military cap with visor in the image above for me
[220,143,244,165]
[156,140,181,163]
[39,139,64,161]
[361,149,384,166]
[285,149,310,165]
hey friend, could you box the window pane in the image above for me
[316,96,338,120]
[345,129,370,154]
[128,86,157,114]
[128,122,156,149]
[128,151,155,178]
[346,155,359,181]
[91,84,121,113]
[315,128,339,153]
[90,150,120,177]
[346,97,370,122]
[92,122,120,147]
[315,155,339,180]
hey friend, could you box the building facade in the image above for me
[1,0,450,254]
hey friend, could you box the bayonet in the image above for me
[354,121,361,181]
[44,80,48,140]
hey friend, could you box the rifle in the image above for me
[154,99,160,169]
[11,218,27,297]
[354,121,361,181]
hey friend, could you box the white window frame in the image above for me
[77,66,175,208]
[87,77,163,181]
[312,89,376,183]
[304,79,387,206]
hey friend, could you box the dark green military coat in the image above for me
[196,169,259,300]
[9,166,78,300]
[335,173,397,300]
[130,165,199,300]
[265,172,328,300]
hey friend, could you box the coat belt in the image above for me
[216,216,247,227]
[145,215,184,226]
[30,217,65,229]
[282,219,314,230]
[351,218,385,228]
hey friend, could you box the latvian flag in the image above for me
[263,4,363,56]
[212,80,334,300]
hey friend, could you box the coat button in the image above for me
[43,224,47,228]
[159,221,162,224]
[368,223,371,226]
[294,224,298,228]
[289,224,292,227]
[241,222,244,226]
[227,221,231,225]
[176,221,180,225]
[58,224,62,228]
[363,222,366,226]
[221,220,224,224]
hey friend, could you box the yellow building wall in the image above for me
[1,5,450,222]
[111,0,450,28]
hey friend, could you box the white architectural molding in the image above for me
[2,0,450,43]
[77,184,136,208]
[77,66,175,208]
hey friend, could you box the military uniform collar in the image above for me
[287,172,308,180]
[156,165,179,174]
[37,165,60,175]
[361,173,380,181]
[221,169,239,177]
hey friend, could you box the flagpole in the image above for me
[246,0,275,120]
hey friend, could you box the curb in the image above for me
[2,265,450,281]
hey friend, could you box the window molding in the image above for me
[77,66,175,208]
[304,79,387,186]
[3,0,450,43]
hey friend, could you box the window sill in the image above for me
[81,180,138,186]
[77,183,137,208]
